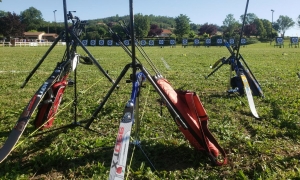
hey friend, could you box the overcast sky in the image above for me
[1,0,300,36]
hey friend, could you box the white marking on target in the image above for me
[90,40,96,46]
[217,39,222,44]
[205,39,211,44]
[229,39,234,44]
[124,40,130,46]
[241,38,246,44]
[149,40,154,46]
[276,37,283,43]
[99,40,104,46]
[170,39,175,45]
[159,40,164,45]
[291,37,298,43]
[107,40,113,46]
[194,39,200,45]
[182,39,188,45]
[140,40,146,46]
[82,40,88,46]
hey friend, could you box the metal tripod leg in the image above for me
[21,31,65,88]
[84,63,132,128]
[70,31,116,84]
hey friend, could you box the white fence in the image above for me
[0,41,66,47]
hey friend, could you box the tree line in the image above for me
[0,7,299,42]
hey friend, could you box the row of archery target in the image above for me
[275,37,299,44]
[81,38,248,47]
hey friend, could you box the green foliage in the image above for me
[240,13,258,24]
[134,14,150,38]
[253,18,267,38]
[174,14,190,38]
[223,14,240,38]
[0,44,299,179]
[20,7,44,31]
[276,15,295,37]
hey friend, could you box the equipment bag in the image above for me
[156,78,227,165]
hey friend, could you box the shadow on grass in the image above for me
[0,123,214,179]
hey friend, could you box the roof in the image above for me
[161,29,172,34]
[23,32,44,36]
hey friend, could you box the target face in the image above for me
[140,40,146,46]
[149,40,154,46]
[170,39,175,45]
[276,37,283,43]
[90,40,96,46]
[99,40,104,46]
[205,39,211,44]
[217,39,222,44]
[124,40,130,46]
[82,40,88,46]
[194,39,200,45]
[291,37,298,43]
[241,38,246,44]
[107,40,113,46]
[229,39,234,44]
[182,39,188,45]
[159,40,164,45]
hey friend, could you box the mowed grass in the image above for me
[0,43,299,179]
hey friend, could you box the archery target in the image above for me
[291,37,298,43]
[276,37,283,43]
[182,38,188,45]
[229,38,234,44]
[107,40,113,46]
[124,40,130,46]
[170,39,175,45]
[82,40,88,46]
[90,40,96,46]
[217,39,222,44]
[205,38,211,44]
[115,42,119,46]
[140,40,146,46]
[159,39,164,45]
[241,38,246,44]
[194,39,200,45]
[99,40,104,46]
[149,40,154,46]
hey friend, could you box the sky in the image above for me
[1,0,300,36]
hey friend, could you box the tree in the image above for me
[223,14,240,38]
[0,10,8,17]
[198,23,217,36]
[190,23,200,33]
[276,15,295,37]
[0,12,25,39]
[253,18,266,38]
[134,13,150,38]
[297,15,300,27]
[148,24,163,37]
[243,23,257,37]
[240,13,258,24]
[174,14,190,38]
[20,7,44,31]
[261,19,273,39]
[188,31,196,38]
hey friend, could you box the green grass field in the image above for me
[0,43,299,179]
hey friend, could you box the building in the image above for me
[22,32,58,42]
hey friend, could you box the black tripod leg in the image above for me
[204,58,229,79]
[239,55,260,85]
[84,63,132,129]
[70,31,116,84]
[21,31,65,88]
